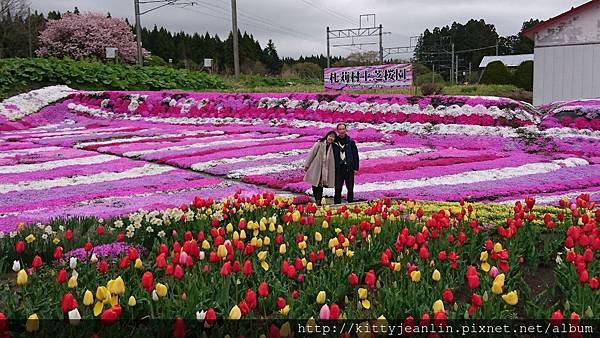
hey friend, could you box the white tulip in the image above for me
[90,253,98,264]
[199,251,205,260]
[68,308,81,325]
[12,260,21,272]
[69,257,77,269]
[71,270,79,279]
[196,310,206,321]
[152,290,159,301]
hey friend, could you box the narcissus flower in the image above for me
[316,291,326,304]
[502,291,518,305]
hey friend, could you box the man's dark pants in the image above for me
[334,165,354,204]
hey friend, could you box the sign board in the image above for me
[324,63,413,90]
[105,47,118,59]
[203,58,213,68]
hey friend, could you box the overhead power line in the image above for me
[298,0,356,26]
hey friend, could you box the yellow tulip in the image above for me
[493,243,503,253]
[268,223,276,232]
[432,300,445,313]
[361,299,371,309]
[261,261,269,271]
[155,283,168,297]
[279,244,287,254]
[321,220,329,229]
[277,225,283,233]
[409,213,416,221]
[134,258,143,269]
[229,305,242,320]
[93,302,104,317]
[298,241,307,250]
[26,313,39,332]
[358,288,368,300]
[480,251,488,261]
[68,276,78,289]
[263,236,270,246]
[307,262,313,271]
[481,262,491,272]
[96,286,111,303]
[280,305,290,316]
[202,240,210,250]
[502,291,518,305]
[226,223,233,233]
[491,281,503,295]
[240,229,247,239]
[292,210,301,222]
[328,238,338,248]
[128,296,137,306]
[410,270,421,282]
[256,238,263,247]
[250,237,258,247]
[335,249,343,257]
[316,291,326,304]
[258,251,268,261]
[314,232,322,242]
[233,231,239,240]
[217,245,227,258]
[346,250,354,257]
[280,321,291,337]
[111,276,125,295]
[83,290,94,306]
[16,269,28,285]
[374,227,381,235]
[393,262,401,272]
[53,238,60,245]
[432,269,441,282]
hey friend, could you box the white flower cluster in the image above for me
[1,85,76,120]
[257,97,540,124]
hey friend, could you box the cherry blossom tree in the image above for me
[36,12,139,64]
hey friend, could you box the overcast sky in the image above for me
[29,0,590,58]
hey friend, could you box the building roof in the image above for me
[523,0,600,39]
[479,54,534,68]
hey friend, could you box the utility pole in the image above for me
[378,24,383,64]
[326,26,330,68]
[455,55,459,84]
[432,64,435,84]
[468,61,472,82]
[134,0,143,66]
[450,43,454,85]
[496,41,499,56]
[231,0,240,77]
[27,7,32,58]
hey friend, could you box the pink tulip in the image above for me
[319,304,330,320]
[489,266,499,278]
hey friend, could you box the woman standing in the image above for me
[304,131,336,206]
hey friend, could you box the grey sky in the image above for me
[28,0,590,58]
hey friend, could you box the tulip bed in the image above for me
[1,87,600,335]
[0,193,599,336]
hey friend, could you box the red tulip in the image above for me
[128,247,139,261]
[220,261,231,276]
[232,260,240,273]
[348,272,359,286]
[205,308,217,326]
[172,318,186,338]
[65,229,73,241]
[437,250,447,261]
[156,253,167,269]
[84,242,93,252]
[550,309,564,325]
[141,272,154,292]
[242,260,253,276]
[276,297,286,310]
[97,225,105,236]
[245,289,257,309]
[119,256,129,269]
[589,276,599,290]
[419,246,429,260]
[53,246,63,260]
[258,281,269,297]
[15,241,24,253]
[471,294,482,307]
[32,255,42,269]
[100,306,120,326]
[579,270,589,284]
[0,312,7,333]
[239,300,250,316]
[365,270,376,288]
[292,290,299,299]
[329,303,340,320]
[61,292,78,313]
[442,288,454,303]
[117,233,124,242]
[57,268,68,284]
[98,260,108,273]
[174,265,184,280]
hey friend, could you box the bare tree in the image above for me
[1,0,29,18]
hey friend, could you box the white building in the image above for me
[524,0,600,105]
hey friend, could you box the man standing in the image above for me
[333,123,359,204]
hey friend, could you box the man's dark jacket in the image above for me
[333,135,359,171]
